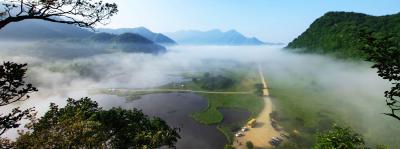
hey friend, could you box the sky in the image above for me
[100,0,400,43]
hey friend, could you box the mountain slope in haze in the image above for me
[88,32,166,54]
[165,29,268,45]
[286,11,400,58]
[0,20,166,55]
[97,27,177,45]
[0,20,93,40]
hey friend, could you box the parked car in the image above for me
[275,136,284,141]
[269,137,283,146]
[280,132,290,139]
[268,139,281,146]
[241,127,249,132]
[235,132,244,137]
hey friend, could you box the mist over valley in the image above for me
[0,1,399,148]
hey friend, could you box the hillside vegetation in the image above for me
[192,72,235,90]
[0,20,166,55]
[287,11,400,58]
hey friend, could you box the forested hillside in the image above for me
[287,11,400,58]
[98,27,177,45]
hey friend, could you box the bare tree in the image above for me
[0,0,118,29]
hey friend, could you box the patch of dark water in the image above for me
[93,93,227,149]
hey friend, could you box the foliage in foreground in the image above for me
[246,141,254,149]
[313,125,365,149]
[0,62,38,135]
[359,31,400,121]
[13,98,180,148]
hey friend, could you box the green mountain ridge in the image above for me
[86,32,166,54]
[97,27,177,45]
[0,20,166,54]
[286,11,400,58]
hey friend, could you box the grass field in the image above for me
[187,68,265,145]
[187,67,264,125]
[92,89,174,100]
[192,93,263,124]
[264,68,400,148]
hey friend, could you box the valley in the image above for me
[0,1,399,148]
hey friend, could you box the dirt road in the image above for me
[232,66,280,148]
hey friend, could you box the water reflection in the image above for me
[93,93,227,149]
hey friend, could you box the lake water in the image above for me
[92,93,251,149]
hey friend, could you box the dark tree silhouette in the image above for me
[0,62,37,135]
[0,0,117,136]
[14,98,180,148]
[359,30,400,121]
[0,0,118,29]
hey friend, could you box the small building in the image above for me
[247,119,257,128]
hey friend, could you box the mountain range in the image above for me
[286,11,400,58]
[0,20,166,54]
[87,32,166,54]
[97,27,177,45]
[0,19,272,56]
[165,29,269,45]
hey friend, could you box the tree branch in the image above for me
[0,0,118,29]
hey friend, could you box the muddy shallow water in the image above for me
[92,93,253,149]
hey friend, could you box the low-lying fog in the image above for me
[0,42,398,146]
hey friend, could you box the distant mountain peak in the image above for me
[88,32,166,54]
[206,29,222,33]
[224,30,242,37]
[133,26,152,33]
[97,27,176,45]
[136,26,148,29]
[114,33,153,43]
[225,29,239,34]
[165,29,268,46]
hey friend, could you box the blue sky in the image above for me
[101,0,400,43]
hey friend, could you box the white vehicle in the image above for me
[241,127,249,132]
[272,137,283,142]
[235,132,244,137]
